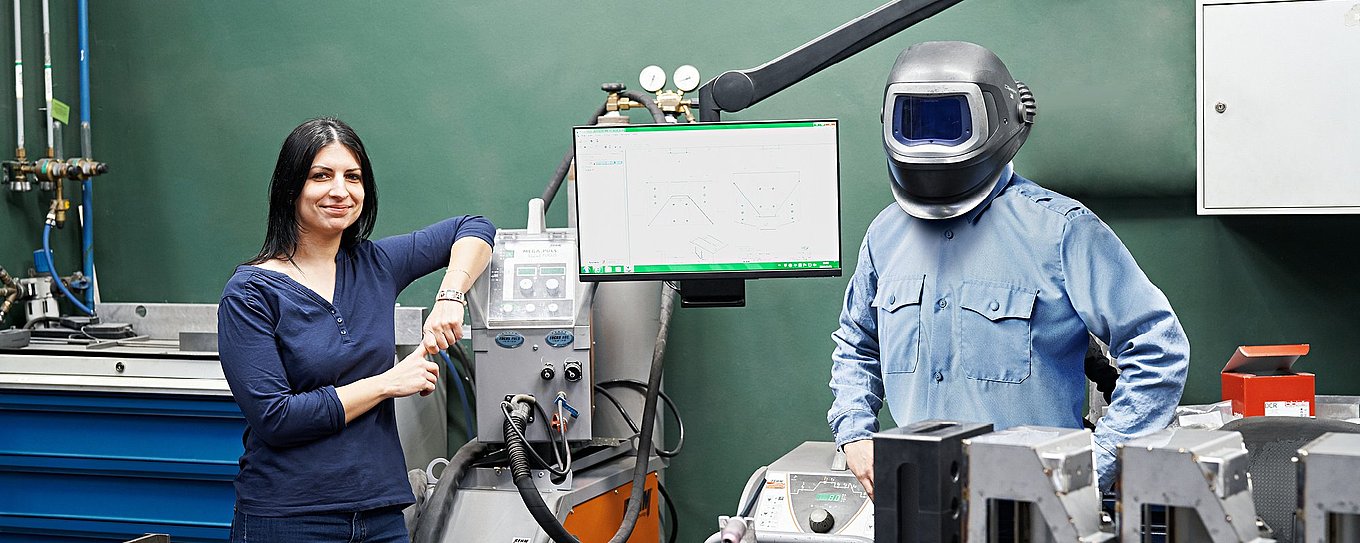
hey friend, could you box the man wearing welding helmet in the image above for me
[828,41,1188,495]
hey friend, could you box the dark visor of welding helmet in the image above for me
[890,95,973,146]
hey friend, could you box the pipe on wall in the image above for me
[78,0,96,306]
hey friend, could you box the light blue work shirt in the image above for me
[828,166,1189,490]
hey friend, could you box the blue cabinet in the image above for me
[0,390,244,542]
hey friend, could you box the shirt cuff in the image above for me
[321,385,347,431]
[831,408,879,448]
[1093,437,1118,491]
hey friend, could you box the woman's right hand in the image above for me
[384,350,440,398]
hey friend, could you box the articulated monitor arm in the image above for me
[696,0,966,121]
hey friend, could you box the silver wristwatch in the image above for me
[436,289,466,304]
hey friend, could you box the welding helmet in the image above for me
[882,41,1036,219]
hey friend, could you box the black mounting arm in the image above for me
[696,0,967,122]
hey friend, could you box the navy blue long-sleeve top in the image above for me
[218,215,494,516]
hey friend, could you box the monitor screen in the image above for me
[574,120,842,282]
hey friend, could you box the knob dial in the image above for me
[545,278,561,294]
[540,364,556,381]
[809,508,835,534]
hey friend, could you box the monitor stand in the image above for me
[678,279,746,308]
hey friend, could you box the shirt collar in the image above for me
[963,162,1015,224]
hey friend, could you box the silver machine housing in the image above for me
[468,227,594,443]
[1296,432,1360,543]
[1119,428,1274,542]
[964,426,1113,543]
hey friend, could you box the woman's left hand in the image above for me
[422,300,466,355]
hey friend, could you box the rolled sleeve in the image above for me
[373,215,496,289]
[829,237,886,447]
[218,294,348,448]
[1061,212,1189,490]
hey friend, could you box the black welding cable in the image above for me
[506,399,581,543]
[412,439,490,543]
[541,102,607,212]
[541,91,666,213]
[596,380,685,458]
[506,286,677,543]
[657,480,679,543]
[603,284,676,543]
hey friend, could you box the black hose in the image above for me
[603,285,677,543]
[506,401,582,543]
[596,380,685,458]
[412,439,490,543]
[657,480,679,543]
[620,90,667,123]
[541,91,667,213]
[541,102,608,212]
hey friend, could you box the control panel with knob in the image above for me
[741,442,872,537]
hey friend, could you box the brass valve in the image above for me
[24,157,109,182]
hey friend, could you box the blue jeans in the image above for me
[230,507,409,543]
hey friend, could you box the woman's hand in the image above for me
[422,300,465,355]
[383,349,440,398]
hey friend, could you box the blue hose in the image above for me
[78,0,95,307]
[439,350,475,440]
[42,223,94,316]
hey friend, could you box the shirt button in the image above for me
[337,317,344,324]
[340,330,347,335]
[989,301,1000,311]
[934,370,944,382]
[888,295,896,305]
[944,230,954,240]
[938,299,948,309]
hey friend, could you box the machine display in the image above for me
[573,121,842,282]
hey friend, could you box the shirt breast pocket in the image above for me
[872,276,925,374]
[958,280,1038,384]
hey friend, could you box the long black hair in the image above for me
[246,117,378,265]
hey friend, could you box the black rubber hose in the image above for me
[412,439,490,543]
[541,92,666,213]
[657,480,679,543]
[597,380,685,458]
[516,477,580,543]
[620,90,667,123]
[603,285,677,543]
[505,405,534,481]
[506,402,582,543]
[541,102,608,213]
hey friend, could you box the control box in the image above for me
[745,442,873,538]
[470,228,592,443]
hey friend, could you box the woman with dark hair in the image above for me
[217,117,494,542]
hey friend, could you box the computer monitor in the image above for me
[573,120,842,285]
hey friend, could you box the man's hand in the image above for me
[422,299,466,355]
[843,439,875,500]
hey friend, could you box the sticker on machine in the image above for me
[512,538,530,543]
[1264,401,1310,417]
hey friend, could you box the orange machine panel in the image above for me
[562,472,661,543]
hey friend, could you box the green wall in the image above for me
[2,1,1358,541]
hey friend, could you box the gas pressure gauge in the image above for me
[639,65,666,93]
